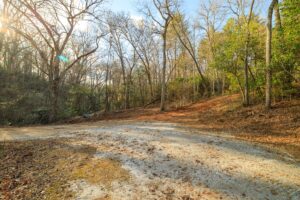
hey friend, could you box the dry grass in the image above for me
[72,158,130,186]
[0,139,130,200]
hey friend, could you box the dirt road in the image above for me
[1,121,300,200]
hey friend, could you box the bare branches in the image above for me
[61,36,101,77]
[5,0,106,120]
[8,0,104,54]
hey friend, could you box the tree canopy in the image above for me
[0,0,299,124]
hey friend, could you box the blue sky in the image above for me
[108,0,201,17]
[108,0,269,19]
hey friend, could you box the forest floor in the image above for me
[1,121,300,199]
[1,95,300,200]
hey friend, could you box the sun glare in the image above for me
[0,17,5,31]
[0,17,10,34]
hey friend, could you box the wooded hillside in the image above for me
[0,0,299,125]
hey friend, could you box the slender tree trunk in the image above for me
[244,58,250,105]
[233,73,245,101]
[126,67,134,109]
[146,70,154,99]
[249,66,263,97]
[126,75,131,109]
[160,30,168,112]
[274,3,282,30]
[243,0,255,106]
[120,56,128,109]
[138,70,145,106]
[212,72,215,96]
[105,64,110,112]
[266,0,277,109]
[222,77,225,95]
[222,71,226,95]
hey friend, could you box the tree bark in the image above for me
[49,77,60,122]
[243,0,255,106]
[120,55,129,109]
[105,63,110,112]
[160,28,168,112]
[266,0,277,109]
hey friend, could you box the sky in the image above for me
[108,0,201,17]
[107,0,270,19]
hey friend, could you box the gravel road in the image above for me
[1,121,299,200]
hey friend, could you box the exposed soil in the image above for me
[66,95,300,160]
[0,121,300,199]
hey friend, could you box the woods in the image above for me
[0,0,299,125]
[0,1,300,199]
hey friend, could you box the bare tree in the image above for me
[122,18,156,100]
[105,40,113,112]
[106,12,130,109]
[145,0,176,111]
[7,0,105,121]
[172,13,209,94]
[125,49,139,108]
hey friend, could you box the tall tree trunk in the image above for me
[105,64,110,112]
[48,62,60,122]
[274,3,282,30]
[266,0,277,109]
[160,29,168,112]
[146,70,154,100]
[126,75,131,109]
[244,58,250,105]
[120,56,128,109]
[138,70,145,106]
[49,78,59,122]
[222,70,226,95]
[243,0,255,106]
[126,69,133,109]
[212,71,215,96]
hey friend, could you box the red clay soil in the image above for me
[68,95,300,160]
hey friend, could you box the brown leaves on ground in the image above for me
[0,139,130,200]
[0,140,76,200]
[0,139,129,200]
